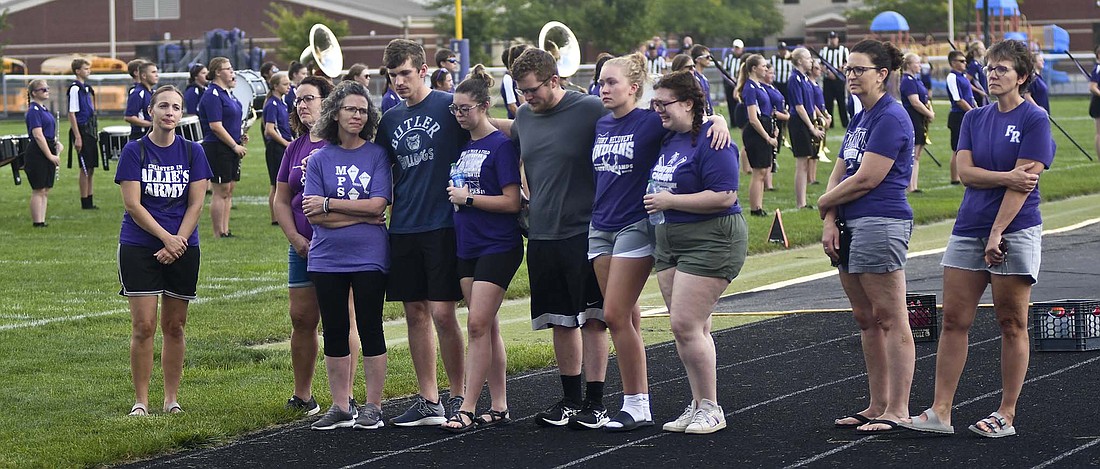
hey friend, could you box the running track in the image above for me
[126,223,1100,468]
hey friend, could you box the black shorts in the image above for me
[457,245,524,290]
[117,244,201,300]
[1090,96,1100,119]
[203,140,241,184]
[788,117,813,157]
[948,111,966,151]
[264,139,286,186]
[907,108,929,146]
[23,140,57,190]
[70,127,99,170]
[743,117,775,169]
[386,228,463,302]
[527,233,604,330]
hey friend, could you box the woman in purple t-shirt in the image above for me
[115,86,212,416]
[439,65,523,433]
[300,81,392,431]
[907,40,1053,439]
[645,71,745,435]
[819,40,915,435]
[23,79,62,227]
[264,72,292,225]
[736,54,779,217]
[901,52,935,193]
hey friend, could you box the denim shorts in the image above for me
[288,245,312,288]
[941,225,1042,284]
[588,218,656,260]
[843,217,913,274]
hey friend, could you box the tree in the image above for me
[262,3,349,64]
[648,0,784,46]
[428,0,506,65]
[848,0,974,39]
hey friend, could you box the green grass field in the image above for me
[0,96,1097,468]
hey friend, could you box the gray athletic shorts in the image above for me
[588,218,655,260]
[941,225,1042,284]
[843,216,913,274]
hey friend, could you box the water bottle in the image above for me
[646,179,665,225]
[450,163,465,212]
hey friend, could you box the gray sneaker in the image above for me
[311,405,355,431]
[391,395,447,427]
[662,401,696,433]
[446,395,464,420]
[684,399,726,434]
[353,402,385,430]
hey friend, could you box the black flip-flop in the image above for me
[834,413,872,428]
[855,418,905,434]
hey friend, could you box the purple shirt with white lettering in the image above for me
[837,95,913,221]
[453,130,522,258]
[115,136,212,249]
[591,108,666,231]
[304,142,392,273]
[650,121,740,224]
[953,101,1054,237]
[276,136,327,239]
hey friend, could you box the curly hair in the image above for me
[654,70,705,145]
[311,80,379,145]
[986,39,1035,95]
[289,75,335,136]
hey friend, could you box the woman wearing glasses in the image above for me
[901,52,935,193]
[670,54,695,74]
[645,70,744,435]
[818,39,915,434]
[589,53,729,432]
[439,65,523,433]
[24,80,62,227]
[689,45,714,115]
[905,40,1052,438]
[300,81,391,431]
[274,76,365,417]
[197,56,247,238]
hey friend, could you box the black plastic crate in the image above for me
[1030,299,1100,352]
[907,293,939,343]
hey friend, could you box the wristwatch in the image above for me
[465,196,474,206]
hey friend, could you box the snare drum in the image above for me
[176,115,203,141]
[1,135,32,185]
[99,126,132,164]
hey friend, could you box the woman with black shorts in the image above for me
[300,81,391,431]
[116,86,212,416]
[736,54,779,216]
[787,48,825,209]
[901,53,935,193]
[264,72,292,225]
[440,65,524,432]
[197,56,247,238]
[23,79,62,227]
[1090,46,1100,161]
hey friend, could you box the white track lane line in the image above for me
[1029,437,1100,469]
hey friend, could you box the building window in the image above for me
[134,0,180,20]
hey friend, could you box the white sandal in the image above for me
[129,403,148,416]
[164,402,184,414]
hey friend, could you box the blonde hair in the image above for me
[603,52,649,102]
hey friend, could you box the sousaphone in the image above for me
[300,24,343,78]
[538,21,580,78]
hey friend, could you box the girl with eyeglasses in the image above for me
[24,79,62,227]
[299,80,391,431]
[901,52,935,193]
[589,53,730,432]
[818,39,915,435]
[906,40,1053,439]
[438,64,524,433]
[645,70,744,435]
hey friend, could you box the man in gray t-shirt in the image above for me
[510,48,612,429]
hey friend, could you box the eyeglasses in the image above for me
[517,77,553,96]
[682,63,695,71]
[448,103,477,116]
[697,55,711,61]
[952,59,967,64]
[984,65,1013,78]
[843,65,880,78]
[650,98,685,113]
[340,106,370,116]
[294,95,320,106]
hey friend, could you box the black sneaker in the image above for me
[750,209,767,217]
[535,399,581,427]
[391,395,446,427]
[567,401,609,430]
[446,395,464,420]
[311,405,355,430]
[286,395,321,416]
[349,397,360,417]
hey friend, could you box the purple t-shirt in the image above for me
[380,89,401,115]
[125,84,152,137]
[263,96,292,141]
[693,70,713,115]
[787,69,815,115]
[953,101,1054,237]
[25,102,56,139]
[115,136,212,249]
[276,136,327,239]
[946,70,976,113]
[741,80,773,117]
[837,95,913,221]
[591,108,666,231]
[304,142,392,273]
[453,130,522,259]
[812,82,825,112]
[900,73,929,112]
[650,121,741,224]
[198,83,243,143]
[1028,74,1049,114]
[764,83,785,116]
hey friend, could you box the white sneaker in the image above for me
[684,399,726,434]
[662,401,696,433]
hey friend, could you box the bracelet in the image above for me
[323,197,330,214]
